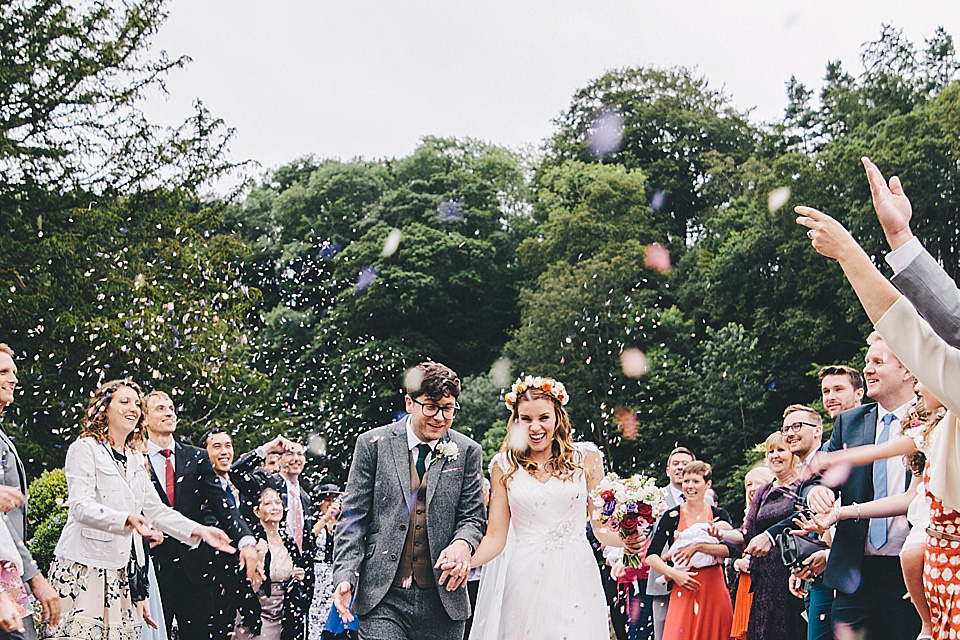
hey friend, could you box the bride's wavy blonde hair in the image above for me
[498,386,581,487]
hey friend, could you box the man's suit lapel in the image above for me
[390,422,413,509]
[174,443,190,508]
[146,454,170,506]
[861,405,879,447]
[426,434,450,507]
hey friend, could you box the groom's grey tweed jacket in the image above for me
[332,418,486,619]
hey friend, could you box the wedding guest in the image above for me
[307,485,341,640]
[0,345,60,638]
[201,428,247,640]
[796,201,937,639]
[39,379,235,640]
[231,436,290,527]
[730,465,774,640]
[235,487,313,640]
[142,391,259,640]
[819,365,864,420]
[644,462,734,640]
[717,432,806,640]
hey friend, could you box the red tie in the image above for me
[159,449,175,506]
[291,485,303,551]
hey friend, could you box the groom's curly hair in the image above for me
[499,386,580,486]
[406,361,461,399]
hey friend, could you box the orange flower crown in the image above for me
[503,376,569,411]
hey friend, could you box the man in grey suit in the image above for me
[332,361,486,640]
[0,345,60,638]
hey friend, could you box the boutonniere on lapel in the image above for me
[432,441,459,466]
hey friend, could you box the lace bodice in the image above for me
[492,445,594,550]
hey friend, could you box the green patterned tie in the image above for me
[416,443,431,480]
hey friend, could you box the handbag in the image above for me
[777,531,829,569]
[127,543,149,602]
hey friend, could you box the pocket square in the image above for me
[441,467,463,473]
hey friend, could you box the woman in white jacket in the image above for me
[39,379,234,640]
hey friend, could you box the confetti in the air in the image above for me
[356,267,378,291]
[588,109,624,158]
[643,243,671,274]
[768,186,791,212]
[615,407,639,440]
[403,367,425,395]
[620,348,649,378]
[382,229,402,257]
[650,190,666,212]
[506,421,528,452]
[307,433,327,456]
[438,200,464,222]
[489,358,512,388]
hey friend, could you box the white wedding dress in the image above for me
[469,445,608,640]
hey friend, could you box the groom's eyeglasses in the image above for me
[410,398,460,420]
[780,421,818,434]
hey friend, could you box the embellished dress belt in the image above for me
[926,526,960,543]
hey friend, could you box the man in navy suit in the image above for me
[811,334,920,639]
[143,391,259,640]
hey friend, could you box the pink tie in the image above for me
[291,486,303,551]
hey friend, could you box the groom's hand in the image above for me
[436,539,472,591]
[333,581,354,623]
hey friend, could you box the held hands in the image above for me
[333,581,354,623]
[239,545,263,590]
[806,486,837,515]
[862,156,914,250]
[436,539,473,591]
[791,509,838,536]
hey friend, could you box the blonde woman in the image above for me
[716,432,805,640]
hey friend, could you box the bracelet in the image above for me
[852,502,861,522]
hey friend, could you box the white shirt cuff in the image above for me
[884,236,922,275]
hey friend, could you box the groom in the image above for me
[332,361,486,639]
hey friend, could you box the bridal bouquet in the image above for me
[591,472,667,567]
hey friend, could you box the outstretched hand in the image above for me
[195,525,236,554]
[862,157,913,250]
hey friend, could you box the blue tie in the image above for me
[869,413,896,549]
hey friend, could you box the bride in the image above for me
[448,376,640,639]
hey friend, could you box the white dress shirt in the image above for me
[865,401,913,556]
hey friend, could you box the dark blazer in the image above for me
[148,441,253,586]
[821,403,911,594]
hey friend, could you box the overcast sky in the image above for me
[143,1,960,184]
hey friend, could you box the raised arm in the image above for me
[863,157,960,348]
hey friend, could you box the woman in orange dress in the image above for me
[645,461,734,640]
[731,465,775,640]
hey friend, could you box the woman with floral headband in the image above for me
[39,379,235,640]
[454,376,642,640]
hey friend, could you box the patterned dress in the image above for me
[922,461,960,640]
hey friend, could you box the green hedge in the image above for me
[26,469,68,574]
